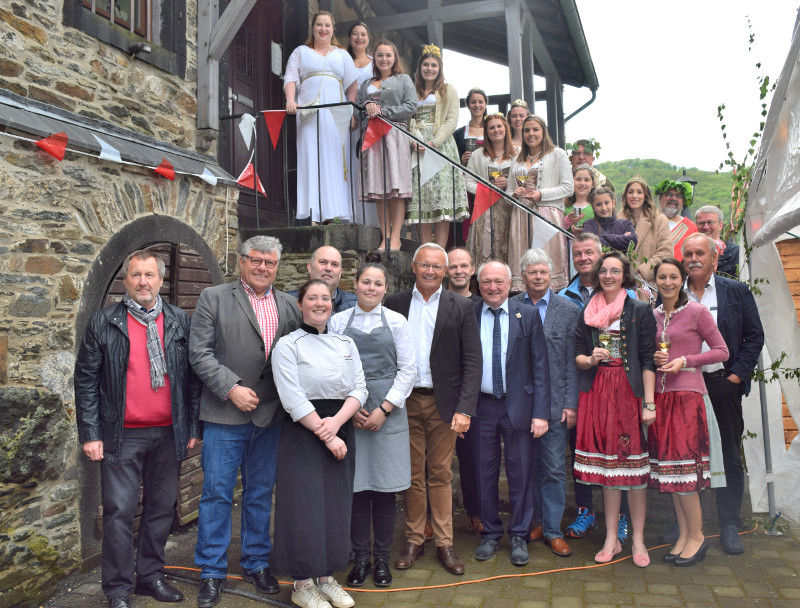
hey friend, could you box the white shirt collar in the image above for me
[412,284,443,302]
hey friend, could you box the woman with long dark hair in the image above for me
[454,87,487,165]
[506,100,529,151]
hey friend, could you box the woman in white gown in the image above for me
[284,11,358,224]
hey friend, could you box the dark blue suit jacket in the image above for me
[474,298,551,430]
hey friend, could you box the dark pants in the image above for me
[101,426,178,599]
[470,394,533,540]
[455,435,480,518]
[706,375,745,528]
[351,491,397,561]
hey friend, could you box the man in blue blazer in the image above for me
[683,233,764,555]
[471,261,550,567]
[512,249,581,558]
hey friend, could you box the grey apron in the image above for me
[343,307,411,492]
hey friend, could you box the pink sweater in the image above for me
[653,302,729,394]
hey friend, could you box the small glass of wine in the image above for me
[658,329,671,353]
[597,328,612,363]
[514,165,528,189]
[488,169,502,187]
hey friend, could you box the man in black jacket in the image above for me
[75,249,201,608]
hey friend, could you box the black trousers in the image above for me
[350,491,396,561]
[101,426,178,598]
[705,375,745,528]
[455,434,480,518]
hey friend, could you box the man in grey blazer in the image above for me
[513,249,580,558]
[190,236,301,607]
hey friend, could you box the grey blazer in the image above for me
[512,291,581,420]
[189,280,301,428]
[356,73,418,126]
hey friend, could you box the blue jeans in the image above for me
[195,421,280,578]
[533,419,568,540]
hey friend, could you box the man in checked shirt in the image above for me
[190,236,301,607]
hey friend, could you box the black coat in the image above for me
[74,301,201,463]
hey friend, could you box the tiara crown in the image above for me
[422,44,442,57]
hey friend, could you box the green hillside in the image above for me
[594,159,736,221]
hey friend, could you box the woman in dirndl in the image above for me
[329,254,416,588]
[271,279,367,608]
[650,258,728,566]
[574,251,656,568]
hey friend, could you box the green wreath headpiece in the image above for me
[566,138,601,159]
[653,179,692,204]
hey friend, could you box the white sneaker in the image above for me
[317,578,355,608]
[291,579,332,608]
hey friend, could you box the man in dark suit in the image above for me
[190,236,301,606]
[386,243,482,575]
[512,249,580,558]
[683,233,764,554]
[287,245,357,312]
[471,261,550,567]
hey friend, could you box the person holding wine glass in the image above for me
[650,258,728,566]
[454,88,487,165]
[573,251,656,568]
[464,114,516,266]
[506,100,529,151]
[507,115,572,290]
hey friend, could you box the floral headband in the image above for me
[422,44,442,57]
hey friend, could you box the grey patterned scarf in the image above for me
[122,293,167,390]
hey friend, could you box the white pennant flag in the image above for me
[419,149,449,186]
[530,214,560,249]
[196,167,218,186]
[239,114,256,149]
[329,105,353,145]
[92,134,121,163]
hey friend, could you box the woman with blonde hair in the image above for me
[618,176,673,283]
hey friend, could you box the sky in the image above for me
[445,1,799,171]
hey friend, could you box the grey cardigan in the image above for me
[357,73,418,127]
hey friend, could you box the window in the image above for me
[82,1,150,39]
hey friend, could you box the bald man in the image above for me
[288,246,358,313]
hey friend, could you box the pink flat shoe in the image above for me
[594,541,622,563]
[632,549,650,568]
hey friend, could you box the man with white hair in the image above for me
[695,205,739,277]
[654,179,697,261]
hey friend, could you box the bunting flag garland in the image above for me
[239,114,256,150]
[153,158,175,180]
[92,134,122,163]
[196,168,219,187]
[262,110,287,150]
[361,117,392,151]
[471,182,502,224]
[330,105,353,145]
[236,162,266,195]
[418,147,449,186]
[35,131,68,160]
[530,214,560,249]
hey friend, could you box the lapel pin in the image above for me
[516,312,521,318]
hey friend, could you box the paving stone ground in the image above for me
[45,487,799,608]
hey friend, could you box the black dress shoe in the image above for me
[675,540,710,567]
[662,551,681,563]
[135,577,184,602]
[372,558,392,587]
[197,578,224,608]
[346,559,371,587]
[109,597,132,608]
[243,567,280,594]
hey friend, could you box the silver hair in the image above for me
[122,249,166,279]
[477,260,512,281]
[681,232,718,256]
[239,235,283,260]
[694,205,724,223]
[572,231,602,253]
[412,242,448,265]
[519,249,553,274]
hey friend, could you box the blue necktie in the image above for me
[490,308,503,398]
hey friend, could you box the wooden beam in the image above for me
[521,3,556,75]
[341,0,506,33]
[208,0,258,61]
[351,0,426,51]
[506,0,523,104]
[427,0,443,47]
[197,0,219,131]
[521,17,535,111]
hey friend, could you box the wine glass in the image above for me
[658,328,671,353]
[514,165,528,189]
[488,169,502,186]
[597,328,612,363]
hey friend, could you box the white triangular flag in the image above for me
[239,114,256,149]
[196,167,218,186]
[530,214,560,249]
[329,105,353,145]
[419,149,449,186]
[92,134,121,163]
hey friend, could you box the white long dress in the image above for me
[284,46,357,222]
[351,58,379,227]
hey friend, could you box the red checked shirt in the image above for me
[241,279,279,358]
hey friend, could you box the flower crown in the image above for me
[486,112,506,118]
[422,44,442,57]
[510,99,528,108]
[653,179,693,203]
[566,138,601,158]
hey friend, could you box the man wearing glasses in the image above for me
[568,138,614,192]
[190,236,300,607]
[386,243,482,576]
[695,205,739,278]
[654,179,697,261]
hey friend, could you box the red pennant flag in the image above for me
[237,162,266,195]
[36,131,69,160]
[361,117,392,151]
[262,111,287,150]
[470,182,502,224]
[153,158,175,180]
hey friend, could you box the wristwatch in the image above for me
[379,404,391,417]
[643,402,656,411]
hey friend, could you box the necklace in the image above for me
[527,151,541,163]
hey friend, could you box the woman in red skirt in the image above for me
[650,258,728,566]
[574,251,656,567]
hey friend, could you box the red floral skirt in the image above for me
[648,391,710,493]
[574,363,650,488]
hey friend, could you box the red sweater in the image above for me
[125,313,172,428]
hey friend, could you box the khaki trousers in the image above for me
[405,389,457,546]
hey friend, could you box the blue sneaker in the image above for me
[617,513,629,545]
[565,507,597,538]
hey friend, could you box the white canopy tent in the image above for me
[742,8,800,525]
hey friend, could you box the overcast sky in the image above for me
[445,1,799,171]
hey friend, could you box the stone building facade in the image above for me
[0,2,238,606]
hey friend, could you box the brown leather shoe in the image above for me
[395,541,424,570]
[544,536,572,557]
[529,525,544,542]
[424,516,434,541]
[465,516,484,537]
[437,545,465,575]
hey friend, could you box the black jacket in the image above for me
[74,301,201,464]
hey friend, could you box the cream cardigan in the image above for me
[410,83,460,148]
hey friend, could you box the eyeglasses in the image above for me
[598,268,623,276]
[665,192,684,200]
[242,255,278,269]
[415,262,445,272]
[696,220,719,228]
[524,269,550,277]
